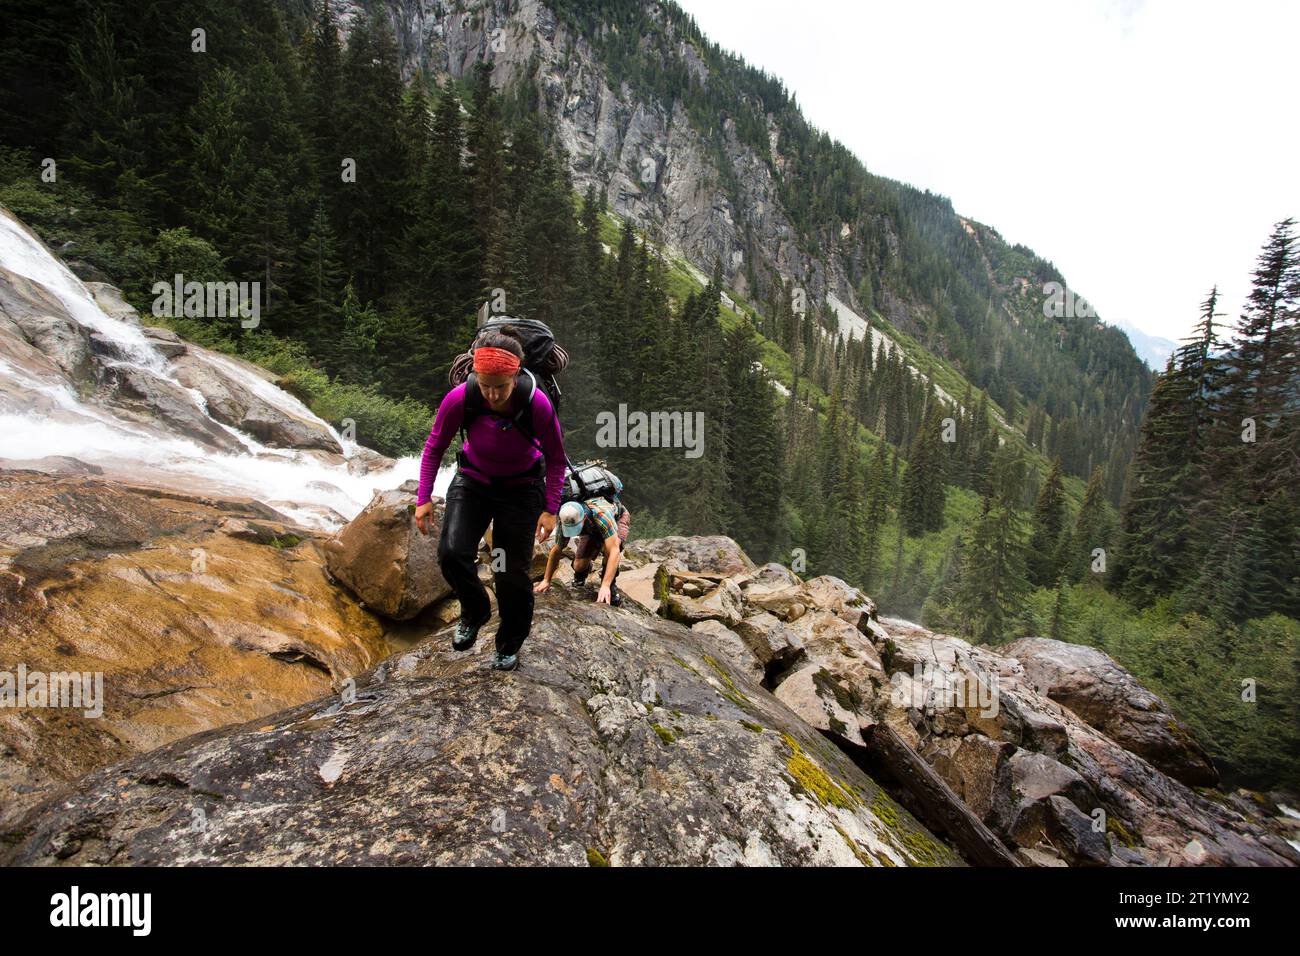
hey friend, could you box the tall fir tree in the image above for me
[956,447,1030,644]
[1026,457,1067,588]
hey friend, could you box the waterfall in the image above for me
[0,206,450,529]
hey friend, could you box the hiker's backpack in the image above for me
[448,316,570,453]
[563,460,623,505]
[449,316,568,407]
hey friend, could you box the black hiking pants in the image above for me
[437,471,545,656]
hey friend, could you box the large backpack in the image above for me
[450,317,567,406]
[449,316,570,455]
[562,460,624,506]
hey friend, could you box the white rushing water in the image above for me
[0,212,166,371]
[0,207,449,530]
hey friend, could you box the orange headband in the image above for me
[473,346,521,376]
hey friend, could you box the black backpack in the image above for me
[449,317,570,477]
[449,317,568,415]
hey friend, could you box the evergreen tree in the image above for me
[304,0,343,189]
[291,199,344,339]
[722,319,784,559]
[861,439,891,592]
[1026,458,1067,587]
[1112,355,1198,603]
[956,447,1029,644]
[467,62,510,295]
[335,11,406,304]
[1048,579,1069,640]
[1067,465,1115,585]
[900,401,946,534]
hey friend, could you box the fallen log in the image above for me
[861,723,1020,867]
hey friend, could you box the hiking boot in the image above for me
[452,612,490,651]
[572,568,589,587]
[490,651,519,671]
[609,581,623,607]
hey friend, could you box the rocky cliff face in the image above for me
[314,0,874,315]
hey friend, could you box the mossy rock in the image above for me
[880,638,899,674]
[813,668,863,713]
[781,733,857,810]
[650,723,676,745]
[702,653,750,706]
[1106,815,1138,848]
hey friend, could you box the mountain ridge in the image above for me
[307,0,1150,487]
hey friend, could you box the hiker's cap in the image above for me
[559,501,586,537]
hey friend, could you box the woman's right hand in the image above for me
[414,501,434,535]
[533,579,551,593]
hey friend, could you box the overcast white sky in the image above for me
[675,0,1299,343]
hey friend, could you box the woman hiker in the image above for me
[413,327,566,671]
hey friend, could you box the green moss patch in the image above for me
[650,723,676,745]
[781,733,857,810]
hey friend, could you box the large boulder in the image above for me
[0,471,388,826]
[324,482,451,621]
[108,363,245,452]
[733,562,802,593]
[84,282,142,326]
[615,560,669,614]
[0,266,94,384]
[1003,637,1219,787]
[863,618,1297,866]
[747,576,876,634]
[789,609,884,682]
[624,535,755,577]
[766,608,887,748]
[0,597,964,867]
[800,576,878,631]
[921,733,1013,823]
[662,578,744,627]
[170,348,342,453]
[733,612,805,676]
[139,325,187,359]
[997,750,1096,847]
[346,445,398,476]
[773,663,865,748]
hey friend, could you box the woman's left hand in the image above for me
[536,511,557,542]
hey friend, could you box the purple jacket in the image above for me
[417,381,566,513]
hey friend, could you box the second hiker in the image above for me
[534,472,630,606]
